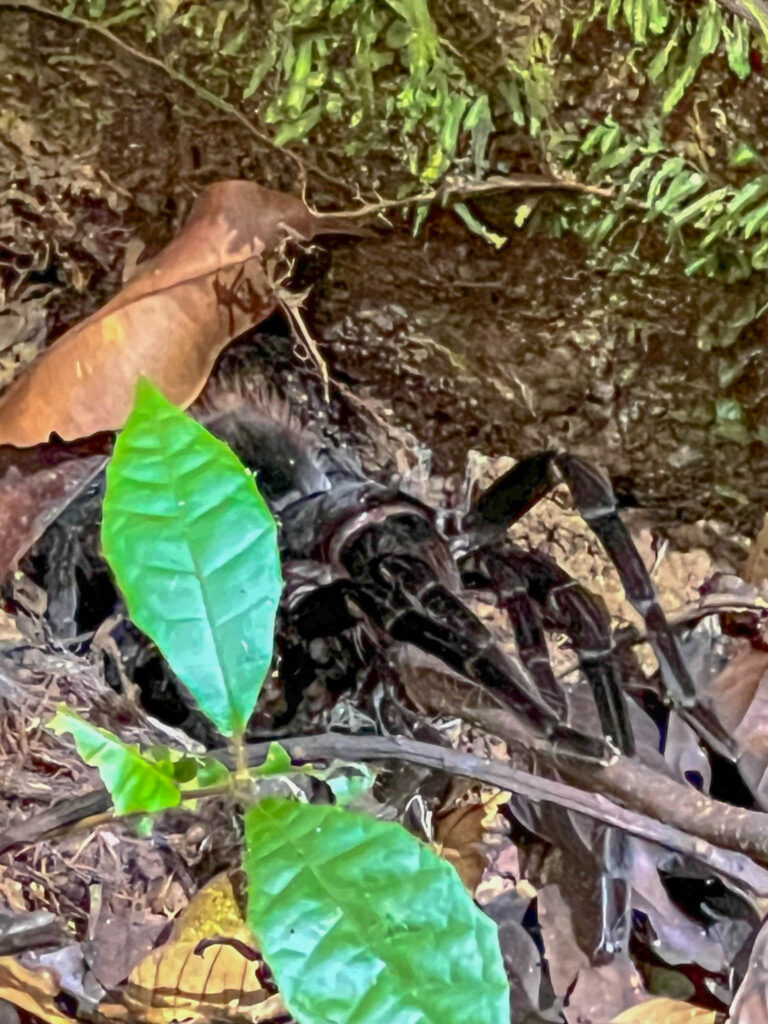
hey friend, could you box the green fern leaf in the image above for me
[623,0,647,43]
[725,16,752,78]
[726,176,768,218]
[669,186,729,230]
[653,171,705,216]
[743,197,768,238]
[645,157,685,208]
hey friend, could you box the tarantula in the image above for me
[194,337,731,764]
[25,332,728,762]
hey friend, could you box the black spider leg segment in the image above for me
[458,548,567,722]
[467,450,734,756]
[461,543,635,757]
[596,826,632,961]
[366,552,612,764]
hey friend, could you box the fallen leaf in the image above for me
[0,957,74,1024]
[0,180,346,447]
[434,784,509,893]
[98,872,288,1024]
[611,996,717,1022]
[566,958,648,1023]
[729,913,768,1023]
[0,436,109,578]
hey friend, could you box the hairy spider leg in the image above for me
[461,542,635,757]
[466,450,734,757]
[357,547,613,763]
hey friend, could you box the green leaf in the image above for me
[142,747,230,789]
[48,705,181,815]
[452,202,508,249]
[653,171,705,216]
[245,799,510,1024]
[669,186,729,230]
[101,379,282,739]
[648,0,669,34]
[726,175,768,218]
[740,0,768,43]
[742,196,768,238]
[645,156,685,208]
[252,741,294,777]
[696,0,723,55]
[590,142,638,178]
[463,94,493,172]
[725,16,751,78]
[623,0,647,44]
[731,141,758,167]
[274,105,323,145]
[648,19,682,80]
[662,62,697,113]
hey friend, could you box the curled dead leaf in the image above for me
[98,872,288,1024]
[0,180,345,447]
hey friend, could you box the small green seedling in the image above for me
[49,379,510,1024]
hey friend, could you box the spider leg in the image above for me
[462,542,635,757]
[369,553,613,764]
[466,450,734,756]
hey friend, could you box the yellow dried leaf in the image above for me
[0,956,75,1024]
[612,996,718,1023]
[99,873,288,1024]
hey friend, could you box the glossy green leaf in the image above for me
[101,379,282,739]
[48,705,181,815]
[245,799,510,1024]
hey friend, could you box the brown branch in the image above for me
[4,732,768,896]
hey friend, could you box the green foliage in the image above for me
[563,112,768,281]
[244,798,510,1024]
[101,379,283,740]
[48,705,182,815]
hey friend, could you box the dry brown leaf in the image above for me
[434,785,509,893]
[611,996,717,1023]
[0,180,345,447]
[0,436,109,578]
[99,872,287,1024]
[0,956,75,1024]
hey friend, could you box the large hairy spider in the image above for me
[26,332,728,762]
[194,335,731,764]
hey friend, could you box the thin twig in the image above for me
[4,733,768,895]
[314,172,644,221]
